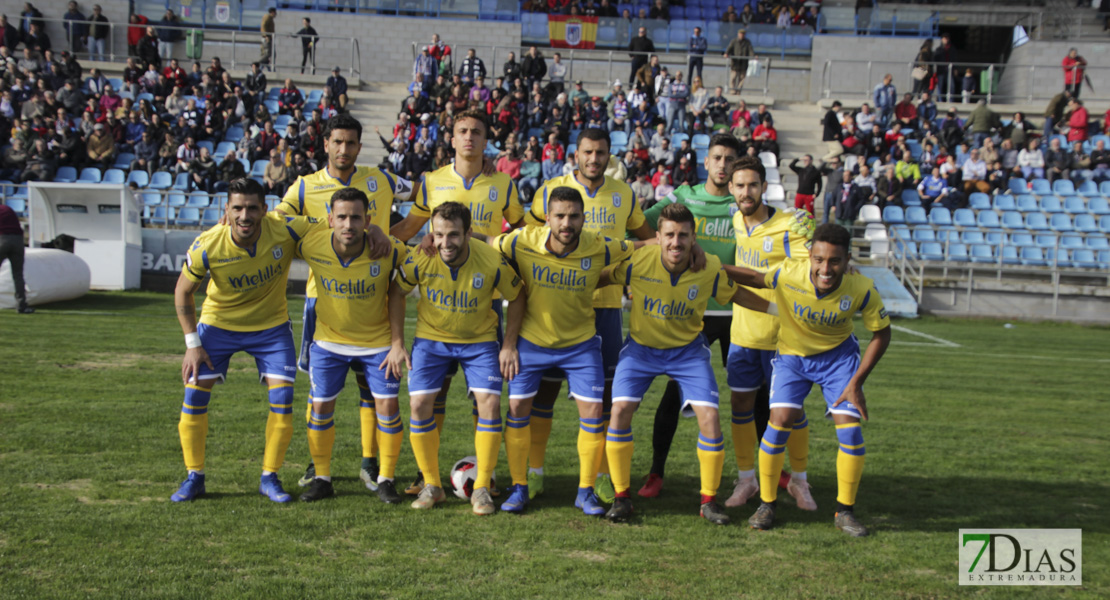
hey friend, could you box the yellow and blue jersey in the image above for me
[395,239,522,344]
[296,229,409,349]
[183,214,323,332]
[278,165,413,298]
[731,207,811,351]
[527,173,645,309]
[610,246,737,349]
[495,226,633,349]
[412,164,524,237]
[765,257,890,357]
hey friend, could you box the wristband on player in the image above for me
[185,332,202,349]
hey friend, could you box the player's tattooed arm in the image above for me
[381,283,412,380]
[832,325,891,421]
[175,271,213,384]
[721,264,768,289]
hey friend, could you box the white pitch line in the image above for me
[891,324,961,348]
[890,346,1110,364]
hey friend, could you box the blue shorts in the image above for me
[308,342,400,402]
[769,336,862,419]
[196,321,297,384]
[726,344,775,392]
[511,336,605,403]
[612,335,719,416]
[408,338,503,397]
[446,301,504,377]
[542,308,622,383]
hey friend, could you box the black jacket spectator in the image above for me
[790,158,823,196]
[822,108,842,142]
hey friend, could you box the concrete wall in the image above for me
[921,280,1110,324]
[996,40,1110,105]
[808,35,931,103]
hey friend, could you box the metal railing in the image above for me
[820,59,1110,105]
[816,8,939,37]
[141,0,518,26]
[411,42,775,98]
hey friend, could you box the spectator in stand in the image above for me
[752,114,778,158]
[0,202,30,312]
[457,48,486,83]
[63,2,86,55]
[138,26,160,70]
[213,149,245,192]
[245,62,267,109]
[893,93,916,129]
[127,13,148,57]
[495,145,521,180]
[875,165,903,209]
[917,167,951,214]
[428,33,451,75]
[648,0,669,20]
[631,171,653,207]
[23,22,48,53]
[832,169,864,227]
[188,145,216,192]
[0,15,18,54]
[855,103,876,133]
[1003,111,1032,149]
[864,124,885,160]
[278,79,304,115]
[413,46,437,83]
[961,148,990,194]
[1066,98,1089,144]
[404,142,432,181]
[687,26,707,85]
[853,163,876,204]
[672,155,697,187]
[260,7,276,70]
[933,33,956,102]
[1087,139,1109,183]
[548,52,568,97]
[1062,48,1087,99]
[518,146,541,202]
[895,150,922,186]
[86,121,114,169]
[998,139,1018,176]
[654,171,674,204]
[724,29,755,94]
[502,51,520,85]
[297,17,318,75]
[156,9,182,61]
[327,66,348,112]
[130,129,158,174]
[629,27,654,85]
[706,86,729,127]
[1044,137,1069,184]
[873,74,896,128]
[790,154,821,213]
[1043,90,1070,142]
[821,100,844,161]
[263,147,289,196]
[649,136,674,168]
[174,135,198,174]
[1067,141,1090,185]
[88,5,108,61]
[963,100,999,149]
[1018,138,1045,179]
[521,46,547,91]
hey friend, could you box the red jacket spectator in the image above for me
[1062,54,1086,86]
[542,141,564,162]
[1067,104,1089,143]
[127,14,149,49]
[894,99,916,123]
[163,64,186,89]
[753,123,777,141]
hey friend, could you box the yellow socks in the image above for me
[731,409,757,473]
[528,403,554,471]
[179,384,210,472]
[697,433,725,499]
[788,412,810,475]
[376,412,403,481]
[577,417,605,489]
[358,384,378,460]
[605,427,634,495]
[409,417,440,488]
[835,422,866,506]
[757,423,791,503]
[262,382,294,473]
[474,417,503,490]
[505,414,530,486]
[306,406,336,478]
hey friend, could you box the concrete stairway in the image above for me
[347,82,411,166]
[768,101,827,208]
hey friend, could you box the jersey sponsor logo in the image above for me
[434,186,456,192]
[367,178,378,192]
[584,206,618,227]
[272,247,283,260]
[228,263,284,290]
[532,263,587,288]
[307,256,333,266]
[469,201,494,225]
[791,301,851,327]
[612,193,621,208]
[581,257,592,271]
[783,282,808,296]
[370,263,380,277]
[215,256,243,264]
[697,216,735,240]
[473,273,484,289]
[425,287,480,309]
[320,276,376,296]
[687,284,699,301]
[763,237,773,253]
[644,296,695,318]
[839,295,853,312]
[312,184,337,191]
[737,246,769,269]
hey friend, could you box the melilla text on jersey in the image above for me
[643,295,696,319]
[319,276,376,298]
[424,286,481,310]
[583,206,618,227]
[532,263,588,289]
[228,263,284,290]
[695,216,734,243]
[737,245,770,270]
[792,301,852,327]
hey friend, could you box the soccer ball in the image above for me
[449,456,494,499]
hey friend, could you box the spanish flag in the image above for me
[549,15,598,50]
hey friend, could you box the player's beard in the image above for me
[555,227,580,247]
[439,241,462,264]
[736,193,762,217]
[232,218,258,242]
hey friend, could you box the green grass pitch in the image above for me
[0,292,1106,598]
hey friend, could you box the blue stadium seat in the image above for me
[928,207,952,227]
[790,33,813,52]
[1015,194,1037,213]
[961,230,985,244]
[251,161,269,177]
[1100,249,1110,268]
[904,206,927,225]
[136,92,154,103]
[1010,232,1035,247]
[274,115,293,131]
[1089,197,1110,215]
[882,205,904,224]
[265,195,281,211]
[108,77,123,91]
[176,207,201,226]
[1025,213,1049,231]
[1039,196,1063,213]
[1019,246,1047,266]
[952,208,976,228]
[1074,213,1098,233]
[984,230,1005,245]
[264,99,279,114]
[140,192,162,206]
[1030,179,1051,196]
[672,133,690,146]
[1087,235,1109,250]
[213,193,228,207]
[1059,234,1084,249]
[893,239,917,259]
[670,6,686,19]
[102,169,125,184]
[201,206,222,226]
[911,227,935,242]
[1071,249,1099,268]
[1000,211,1024,229]
[968,193,990,211]
[172,173,191,191]
[1062,196,1087,214]
[306,90,323,106]
[968,244,994,263]
[215,142,236,158]
[1076,180,1099,197]
[185,193,210,208]
[1000,246,1021,265]
[900,189,919,206]
[692,134,711,149]
[1100,181,1110,196]
[148,171,172,190]
[1034,234,1057,248]
[224,126,245,142]
[947,243,969,262]
[238,159,250,174]
[919,242,944,261]
[5,197,26,216]
[1008,178,1027,194]
[936,229,960,243]
[992,194,1016,211]
[196,140,214,155]
[266,88,281,100]
[1049,213,1073,232]
[1052,179,1075,196]
[113,153,135,171]
[610,131,628,148]
[167,193,187,207]
[78,167,102,183]
[55,166,77,183]
[150,206,174,225]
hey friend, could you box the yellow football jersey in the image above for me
[495,226,633,348]
[183,214,323,332]
[395,239,523,344]
[730,207,811,351]
[766,257,891,357]
[526,173,645,309]
[610,246,737,349]
[278,165,413,298]
[411,164,524,237]
[296,230,409,349]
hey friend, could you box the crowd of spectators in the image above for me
[397,35,782,207]
[520,0,820,31]
[0,5,351,198]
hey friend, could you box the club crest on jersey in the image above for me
[687,285,699,300]
[367,178,378,192]
[272,247,283,260]
[370,263,380,277]
[763,237,773,253]
[612,193,621,208]
[729,205,738,216]
[489,188,498,202]
[581,258,592,271]
[839,295,853,311]
[473,273,484,289]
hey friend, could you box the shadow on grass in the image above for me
[527,474,1110,533]
[39,291,172,313]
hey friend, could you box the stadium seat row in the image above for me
[892,240,1109,269]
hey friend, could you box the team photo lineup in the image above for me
[172,110,891,536]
